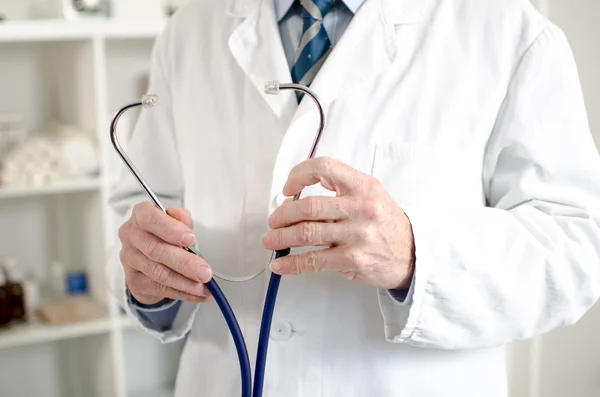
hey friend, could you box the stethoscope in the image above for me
[110,82,325,397]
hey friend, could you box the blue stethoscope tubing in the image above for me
[110,82,325,397]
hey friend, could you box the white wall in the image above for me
[553,0,600,145]
[0,1,31,19]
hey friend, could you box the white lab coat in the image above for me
[106,0,600,396]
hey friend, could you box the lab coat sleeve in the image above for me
[128,293,183,332]
[378,25,600,349]
[105,29,201,344]
[386,276,415,306]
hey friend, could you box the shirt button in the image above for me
[270,320,293,341]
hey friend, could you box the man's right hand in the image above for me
[118,202,213,305]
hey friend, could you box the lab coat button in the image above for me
[270,321,293,341]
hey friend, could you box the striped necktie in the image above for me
[291,0,336,86]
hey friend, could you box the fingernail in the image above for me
[270,260,282,273]
[198,266,212,282]
[182,233,196,246]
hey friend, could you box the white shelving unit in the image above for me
[0,178,103,199]
[0,19,166,42]
[0,18,184,397]
[0,318,113,350]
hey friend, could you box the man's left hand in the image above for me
[262,157,415,290]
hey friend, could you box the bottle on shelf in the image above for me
[23,271,40,322]
[67,271,89,297]
[0,270,11,327]
[3,258,26,323]
[48,260,67,300]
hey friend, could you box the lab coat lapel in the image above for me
[283,0,436,135]
[304,0,435,108]
[268,0,435,209]
[228,0,298,119]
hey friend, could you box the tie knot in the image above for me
[299,0,336,21]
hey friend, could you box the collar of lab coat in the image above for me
[228,0,434,24]
[273,0,366,21]
[227,0,434,119]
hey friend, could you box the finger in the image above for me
[128,227,213,283]
[167,206,194,229]
[282,157,369,197]
[121,246,209,297]
[133,202,196,247]
[270,247,346,275]
[268,196,356,229]
[128,269,212,304]
[261,221,345,251]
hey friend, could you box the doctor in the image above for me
[107,0,600,396]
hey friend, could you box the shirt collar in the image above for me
[274,0,366,22]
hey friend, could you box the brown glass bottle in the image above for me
[0,285,10,326]
[0,271,11,326]
[6,281,25,322]
[2,260,26,322]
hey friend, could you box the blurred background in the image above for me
[0,0,596,396]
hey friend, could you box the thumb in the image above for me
[167,206,194,229]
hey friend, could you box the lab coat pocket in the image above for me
[372,143,484,207]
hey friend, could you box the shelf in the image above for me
[0,19,165,43]
[130,386,174,397]
[0,178,103,199]
[0,317,113,350]
[118,315,139,330]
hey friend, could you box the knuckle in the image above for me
[344,247,362,267]
[355,227,370,242]
[269,230,283,247]
[290,255,303,274]
[142,260,153,277]
[177,256,195,277]
[136,206,157,231]
[298,222,315,245]
[301,197,320,219]
[145,238,163,262]
[156,282,169,294]
[361,199,383,220]
[362,175,377,190]
[306,251,320,273]
[165,268,178,288]
[316,157,334,173]
[152,265,170,284]
[144,210,158,230]
[371,177,384,191]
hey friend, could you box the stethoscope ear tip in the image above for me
[141,94,160,108]
[264,81,281,95]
